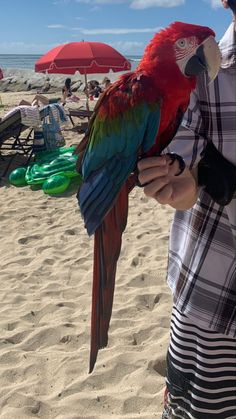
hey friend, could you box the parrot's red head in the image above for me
[137,21,221,91]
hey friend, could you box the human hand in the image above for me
[137,155,198,210]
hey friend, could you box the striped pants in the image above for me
[162,307,236,419]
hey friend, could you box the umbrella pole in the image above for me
[84,72,90,111]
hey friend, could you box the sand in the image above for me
[0,91,174,419]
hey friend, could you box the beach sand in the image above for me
[0,91,174,419]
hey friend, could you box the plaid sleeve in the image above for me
[168,89,208,169]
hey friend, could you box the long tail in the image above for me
[89,176,135,373]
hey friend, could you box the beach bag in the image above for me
[33,127,46,153]
[42,107,65,151]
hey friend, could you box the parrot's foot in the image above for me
[134,162,146,187]
[166,153,185,176]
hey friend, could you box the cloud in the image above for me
[75,0,127,3]
[110,40,145,54]
[208,0,222,8]
[74,0,185,7]
[47,24,66,29]
[71,26,161,34]
[53,0,72,4]
[130,0,185,8]
[0,42,57,54]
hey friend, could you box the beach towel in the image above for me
[3,105,41,127]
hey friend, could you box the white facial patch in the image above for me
[174,36,198,74]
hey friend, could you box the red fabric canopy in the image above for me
[35,42,131,75]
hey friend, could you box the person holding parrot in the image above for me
[138,1,236,418]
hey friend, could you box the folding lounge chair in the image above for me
[0,109,33,156]
[0,107,48,178]
[67,108,93,132]
[0,104,68,178]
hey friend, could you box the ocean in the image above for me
[0,54,141,71]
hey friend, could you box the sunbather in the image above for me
[62,78,80,105]
[102,77,112,90]
[19,94,60,107]
[62,78,72,103]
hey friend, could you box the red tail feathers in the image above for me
[89,177,135,372]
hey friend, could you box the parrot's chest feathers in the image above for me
[158,89,189,135]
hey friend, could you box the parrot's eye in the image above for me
[176,39,186,49]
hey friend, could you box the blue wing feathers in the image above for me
[78,100,161,235]
[143,106,161,153]
[79,171,110,215]
[79,154,137,235]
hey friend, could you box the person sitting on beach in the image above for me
[61,78,80,105]
[18,90,79,108]
[87,80,102,99]
[62,78,72,102]
[19,94,60,107]
[102,77,112,90]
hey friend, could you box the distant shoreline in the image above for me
[0,53,141,71]
[0,51,141,92]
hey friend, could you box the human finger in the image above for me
[137,155,167,171]
[138,165,169,186]
[143,175,170,198]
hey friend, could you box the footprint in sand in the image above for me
[64,228,79,236]
[135,293,160,310]
[149,359,167,377]
[4,330,30,345]
[18,235,42,245]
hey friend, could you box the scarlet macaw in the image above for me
[75,21,221,372]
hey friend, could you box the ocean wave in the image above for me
[0,54,141,71]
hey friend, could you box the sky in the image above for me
[0,0,234,56]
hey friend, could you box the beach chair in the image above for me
[0,110,32,154]
[0,104,68,178]
[67,108,93,132]
[0,109,35,177]
[0,106,48,177]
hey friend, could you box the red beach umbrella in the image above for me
[0,68,3,80]
[35,41,131,75]
[35,41,131,106]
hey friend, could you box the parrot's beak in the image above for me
[185,36,221,84]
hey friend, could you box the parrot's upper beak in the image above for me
[185,36,221,84]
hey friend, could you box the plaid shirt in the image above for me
[167,23,236,337]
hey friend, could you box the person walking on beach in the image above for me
[138,1,236,418]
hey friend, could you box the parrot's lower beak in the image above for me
[185,36,221,83]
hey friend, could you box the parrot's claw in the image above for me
[134,153,185,187]
[134,168,143,187]
[166,153,185,176]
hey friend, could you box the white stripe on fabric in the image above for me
[166,307,236,417]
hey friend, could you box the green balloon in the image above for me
[9,167,27,186]
[42,175,70,195]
